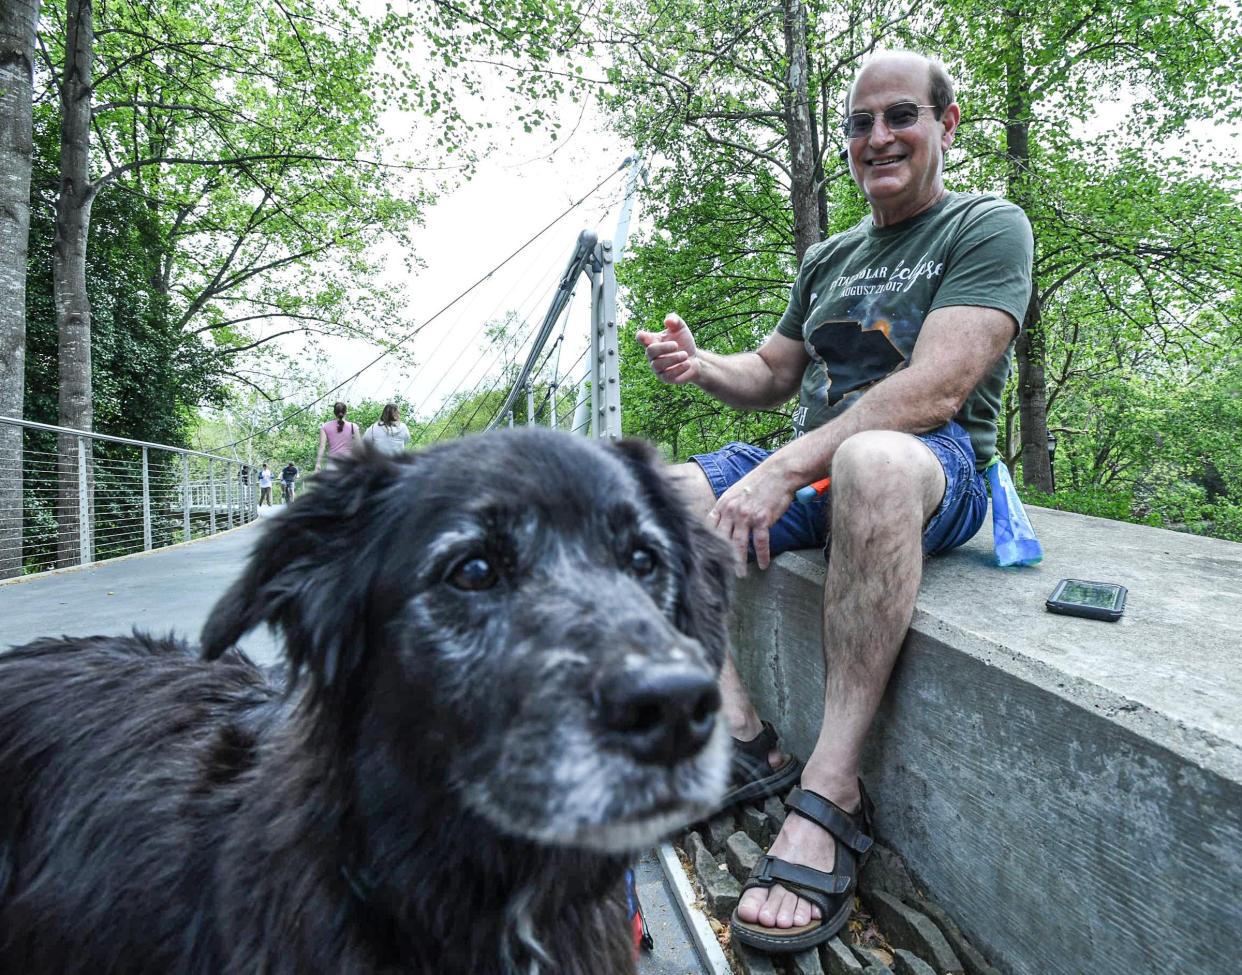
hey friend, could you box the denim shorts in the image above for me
[690,421,987,559]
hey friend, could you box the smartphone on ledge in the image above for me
[1046,579,1127,622]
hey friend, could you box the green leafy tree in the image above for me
[911,0,1242,489]
[33,0,427,562]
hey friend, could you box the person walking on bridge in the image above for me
[280,461,298,503]
[362,403,411,457]
[315,402,360,473]
[637,50,1033,955]
[257,464,273,507]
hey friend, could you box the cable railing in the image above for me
[0,417,257,582]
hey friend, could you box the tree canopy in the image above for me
[5,0,1240,555]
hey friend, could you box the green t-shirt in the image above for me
[776,192,1034,469]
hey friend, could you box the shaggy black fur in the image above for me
[0,429,734,975]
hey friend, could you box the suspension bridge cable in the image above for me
[406,234,572,418]
[409,254,570,429]
[399,210,574,405]
[414,177,625,439]
[416,175,624,424]
[205,163,628,452]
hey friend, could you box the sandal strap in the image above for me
[786,786,874,855]
[746,854,851,901]
[729,721,781,787]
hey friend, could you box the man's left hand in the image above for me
[708,467,796,575]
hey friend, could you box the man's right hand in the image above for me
[636,313,701,385]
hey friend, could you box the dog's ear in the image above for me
[201,451,407,694]
[611,439,733,662]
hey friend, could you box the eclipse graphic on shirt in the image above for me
[806,316,906,408]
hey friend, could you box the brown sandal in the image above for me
[730,783,874,954]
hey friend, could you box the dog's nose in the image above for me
[595,666,720,766]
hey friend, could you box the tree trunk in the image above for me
[1015,287,1052,488]
[783,0,821,264]
[0,0,40,579]
[809,77,828,241]
[55,0,96,565]
[1004,6,1052,492]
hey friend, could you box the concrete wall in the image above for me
[730,505,1242,975]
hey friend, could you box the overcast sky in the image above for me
[302,89,637,419]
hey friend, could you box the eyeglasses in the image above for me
[842,102,939,139]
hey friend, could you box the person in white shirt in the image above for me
[257,464,274,506]
[362,403,411,457]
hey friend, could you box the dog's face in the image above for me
[202,429,732,854]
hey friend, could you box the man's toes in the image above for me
[736,886,766,924]
[774,888,807,928]
[790,895,815,928]
[757,885,792,927]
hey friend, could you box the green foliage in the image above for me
[382,0,594,164]
[24,108,219,446]
[618,167,798,457]
[33,0,428,423]
[1019,350,1242,540]
[596,0,1242,539]
[1020,486,1158,526]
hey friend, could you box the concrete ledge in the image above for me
[730,505,1242,975]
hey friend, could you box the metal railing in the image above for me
[0,416,258,581]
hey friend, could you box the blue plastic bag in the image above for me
[985,456,1043,567]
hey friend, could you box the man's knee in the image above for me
[665,461,717,518]
[831,431,944,517]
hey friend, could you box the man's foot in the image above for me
[721,720,804,810]
[731,784,873,954]
[735,798,842,928]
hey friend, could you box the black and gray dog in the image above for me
[0,429,733,975]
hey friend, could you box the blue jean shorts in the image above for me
[690,421,987,559]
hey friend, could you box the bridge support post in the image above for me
[225,462,233,529]
[181,454,191,543]
[588,240,621,441]
[208,460,216,535]
[77,437,90,566]
[141,447,152,552]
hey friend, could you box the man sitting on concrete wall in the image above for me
[637,50,1034,955]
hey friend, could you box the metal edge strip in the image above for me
[654,841,732,975]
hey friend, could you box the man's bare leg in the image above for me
[736,431,946,930]
[666,462,780,753]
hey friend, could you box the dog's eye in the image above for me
[628,547,658,578]
[449,557,498,591]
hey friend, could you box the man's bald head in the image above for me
[846,51,955,118]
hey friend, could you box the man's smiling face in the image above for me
[846,54,960,227]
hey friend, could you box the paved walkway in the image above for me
[0,517,708,975]
[0,520,281,663]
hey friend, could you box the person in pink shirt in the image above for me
[315,402,360,472]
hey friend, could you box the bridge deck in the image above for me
[0,520,281,664]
